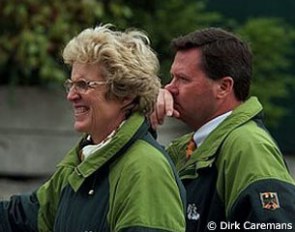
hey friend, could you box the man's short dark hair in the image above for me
[171,28,252,101]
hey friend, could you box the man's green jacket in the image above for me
[167,97,295,231]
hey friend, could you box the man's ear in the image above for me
[216,76,234,99]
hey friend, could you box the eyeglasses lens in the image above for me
[64,80,89,93]
[75,81,88,92]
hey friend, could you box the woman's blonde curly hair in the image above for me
[62,24,161,115]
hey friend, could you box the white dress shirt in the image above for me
[193,111,232,148]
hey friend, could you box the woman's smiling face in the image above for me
[66,62,127,143]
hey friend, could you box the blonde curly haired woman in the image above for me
[0,24,185,232]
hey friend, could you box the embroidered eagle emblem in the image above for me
[260,192,280,210]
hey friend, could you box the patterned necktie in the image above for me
[186,137,197,160]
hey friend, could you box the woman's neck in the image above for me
[91,113,126,144]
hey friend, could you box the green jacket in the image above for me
[0,113,186,232]
[167,97,295,231]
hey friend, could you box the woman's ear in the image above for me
[122,95,135,105]
[216,76,234,99]
[121,96,136,111]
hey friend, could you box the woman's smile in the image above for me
[73,105,90,116]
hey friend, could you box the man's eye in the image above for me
[180,77,190,83]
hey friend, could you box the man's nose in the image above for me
[165,79,178,94]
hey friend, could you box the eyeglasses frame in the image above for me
[64,79,107,93]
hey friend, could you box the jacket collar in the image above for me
[179,97,263,179]
[58,112,147,191]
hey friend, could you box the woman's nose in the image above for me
[66,87,80,101]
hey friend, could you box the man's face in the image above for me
[166,48,220,130]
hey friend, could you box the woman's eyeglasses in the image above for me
[64,79,107,93]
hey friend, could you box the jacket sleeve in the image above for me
[220,125,295,226]
[0,192,39,232]
[0,167,69,232]
[228,179,295,226]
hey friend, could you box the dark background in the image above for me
[206,0,295,154]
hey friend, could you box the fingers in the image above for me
[172,109,180,118]
[149,90,165,129]
[162,89,174,117]
[150,111,159,130]
[150,89,175,130]
[156,89,167,122]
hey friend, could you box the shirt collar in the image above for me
[82,120,126,160]
[193,111,232,148]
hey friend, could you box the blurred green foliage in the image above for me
[0,0,295,127]
[0,0,221,86]
[0,0,107,86]
[237,18,295,126]
[121,0,222,83]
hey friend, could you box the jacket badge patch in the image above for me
[260,192,280,210]
[187,203,200,221]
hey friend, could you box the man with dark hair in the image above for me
[151,27,295,231]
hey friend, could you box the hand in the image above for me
[150,89,180,130]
